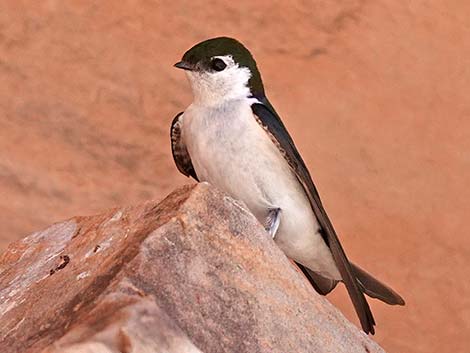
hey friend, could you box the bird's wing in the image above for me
[251,97,375,334]
[170,112,199,181]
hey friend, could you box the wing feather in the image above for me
[170,112,199,181]
[251,98,376,334]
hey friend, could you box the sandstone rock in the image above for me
[0,184,384,353]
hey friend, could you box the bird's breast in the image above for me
[184,100,303,217]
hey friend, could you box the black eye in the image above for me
[211,58,227,71]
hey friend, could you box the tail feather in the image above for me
[295,262,339,295]
[351,263,405,306]
[295,260,404,335]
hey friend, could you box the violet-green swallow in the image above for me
[171,37,404,334]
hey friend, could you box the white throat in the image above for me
[185,56,252,106]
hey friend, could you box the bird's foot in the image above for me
[264,207,281,239]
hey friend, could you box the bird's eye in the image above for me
[211,58,227,72]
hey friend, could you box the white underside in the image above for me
[182,98,341,280]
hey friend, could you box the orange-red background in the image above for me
[1,1,469,352]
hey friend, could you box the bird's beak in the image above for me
[174,61,195,71]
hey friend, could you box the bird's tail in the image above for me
[296,261,405,305]
[351,263,405,306]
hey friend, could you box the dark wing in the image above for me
[251,97,376,334]
[170,112,199,181]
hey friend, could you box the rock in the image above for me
[0,184,384,353]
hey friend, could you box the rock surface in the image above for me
[0,184,383,353]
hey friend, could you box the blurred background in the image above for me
[1,1,469,352]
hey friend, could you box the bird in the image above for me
[170,36,404,334]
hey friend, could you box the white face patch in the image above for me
[185,55,252,106]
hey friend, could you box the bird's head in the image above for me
[174,37,264,105]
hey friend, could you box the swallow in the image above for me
[171,37,404,334]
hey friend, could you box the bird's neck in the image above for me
[186,69,253,107]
